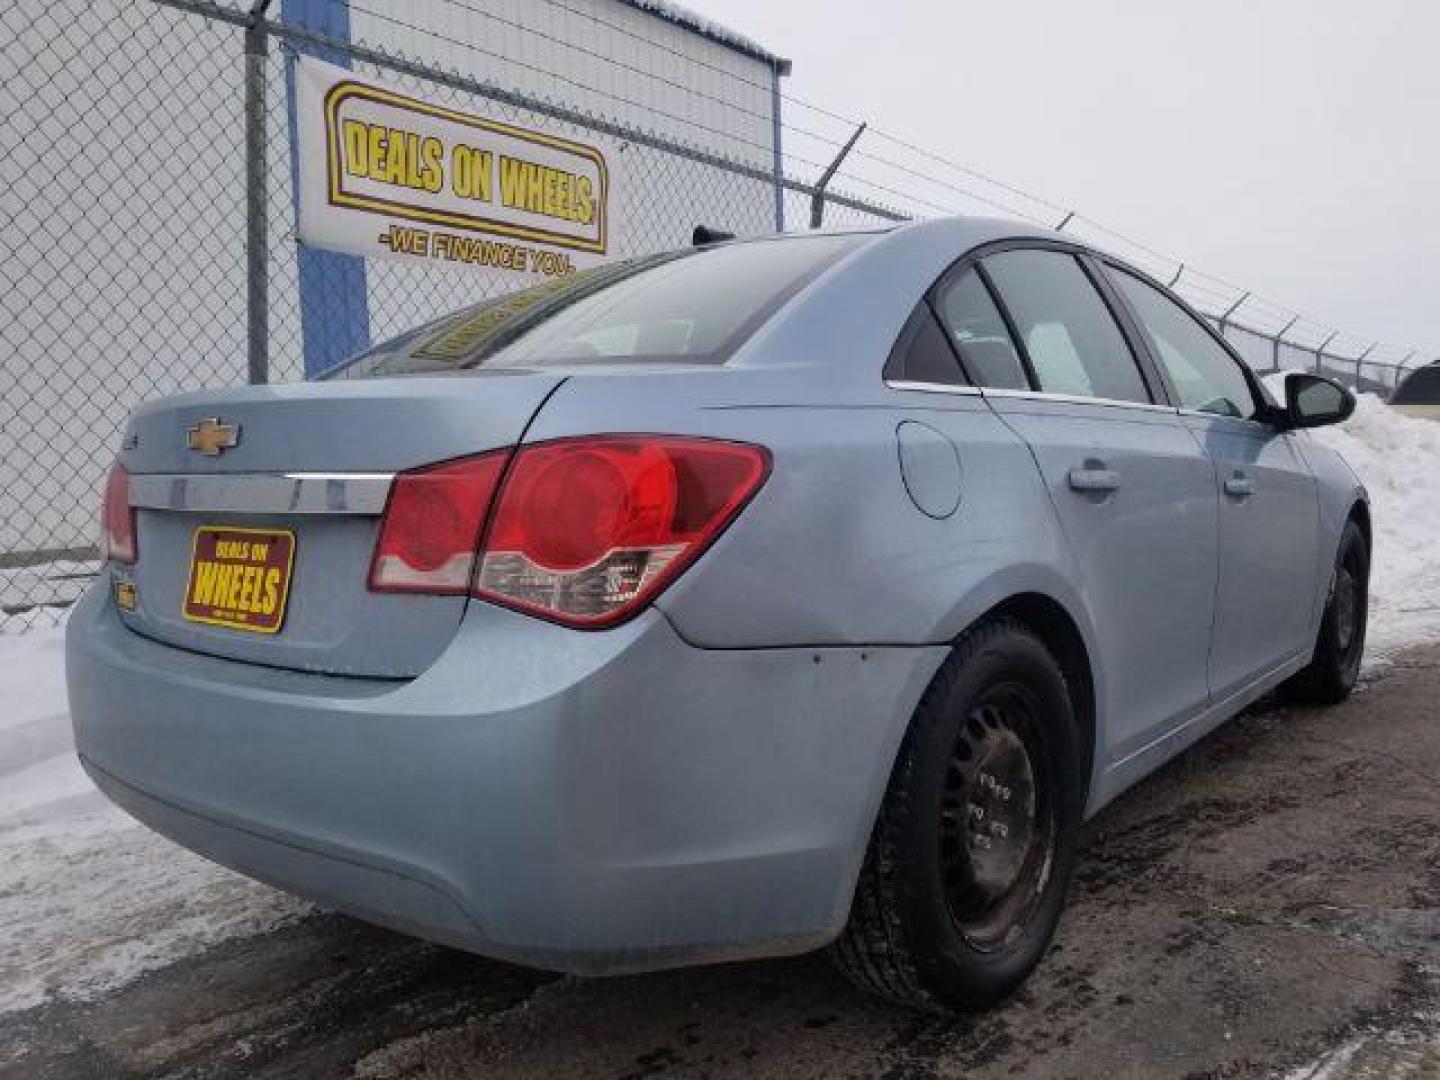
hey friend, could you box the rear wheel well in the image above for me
[974,594,1096,806]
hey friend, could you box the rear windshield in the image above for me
[326,233,866,380]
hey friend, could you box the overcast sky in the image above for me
[685,0,1439,357]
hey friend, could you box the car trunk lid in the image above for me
[114,372,563,678]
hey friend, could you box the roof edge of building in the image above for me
[615,0,792,73]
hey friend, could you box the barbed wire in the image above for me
[352,0,1435,362]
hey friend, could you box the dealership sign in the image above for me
[295,57,612,278]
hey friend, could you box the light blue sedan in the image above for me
[67,218,1367,1010]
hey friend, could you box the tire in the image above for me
[830,617,1084,1012]
[1281,518,1369,705]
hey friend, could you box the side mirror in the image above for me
[1279,373,1355,430]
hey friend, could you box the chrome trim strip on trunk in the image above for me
[128,472,395,516]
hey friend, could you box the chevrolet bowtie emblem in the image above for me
[186,418,241,456]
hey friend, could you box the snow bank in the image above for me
[0,627,307,1014]
[1264,373,1440,659]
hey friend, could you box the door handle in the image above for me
[1224,475,1254,498]
[1067,467,1121,493]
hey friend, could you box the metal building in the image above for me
[1392,364,1440,419]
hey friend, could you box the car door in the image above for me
[1105,264,1320,700]
[935,245,1219,759]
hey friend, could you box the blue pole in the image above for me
[282,0,370,377]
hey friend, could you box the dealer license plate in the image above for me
[182,526,295,634]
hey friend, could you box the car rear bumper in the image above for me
[66,580,945,974]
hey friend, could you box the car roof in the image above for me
[760,216,1069,248]
[888,214,1075,251]
[725,217,1069,375]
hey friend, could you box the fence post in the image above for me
[1315,331,1338,375]
[1272,315,1299,373]
[770,59,786,233]
[1217,290,1249,341]
[244,0,274,385]
[1354,343,1376,390]
[810,122,865,229]
[1389,350,1417,393]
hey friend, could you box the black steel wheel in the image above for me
[1282,517,1369,705]
[940,685,1055,953]
[830,617,1083,1012]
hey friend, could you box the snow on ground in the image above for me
[0,627,308,1014]
[1282,1011,1440,1080]
[0,385,1437,1015]
[1263,374,1440,660]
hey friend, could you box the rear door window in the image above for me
[1109,268,1259,419]
[932,269,1029,390]
[982,249,1152,404]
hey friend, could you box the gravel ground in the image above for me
[3,647,1439,1080]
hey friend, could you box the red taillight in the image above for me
[477,436,769,627]
[100,462,136,564]
[367,436,770,628]
[368,452,509,594]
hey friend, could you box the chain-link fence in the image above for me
[0,0,903,629]
[2,0,1434,630]
[3,1,256,629]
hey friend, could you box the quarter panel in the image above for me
[521,373,1120,803]
[523,374,1079,650]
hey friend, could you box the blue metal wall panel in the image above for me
[283,0,370,377]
